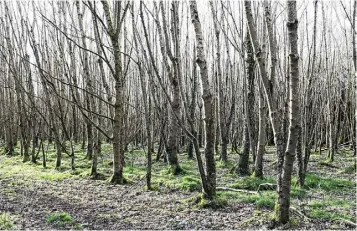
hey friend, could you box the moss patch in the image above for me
[185,193,228,209]
[217,190,276,209]
[228,176,276,191]
[152,169,201,192]
[308,209,354,222]
[0,155,78,181]
[0,213,15,230]
[45,211,81,228]
[304,174,355,192]
[338,163,356,174]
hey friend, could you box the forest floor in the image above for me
[0,143,356,230]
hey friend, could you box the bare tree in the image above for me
[190,0,216,199]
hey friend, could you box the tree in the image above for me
[190,0,216,199]
[245,0,300,223]
[101,0,129,184]
[276,0,301,223]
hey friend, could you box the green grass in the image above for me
[338,163,356,174]
[216,160,234,169]
[180,160,198,174]
[308,209,355,222]
[152,168,201,192]
[306,198,355,223]
[143,157,203,192]
[304,174,355,191]
[46,212,74,227]
[40,172,74,181]
[308,199,351,209]
[0,145,203,192]
[1,143,356,228]
[180,176,202,191]
[228,176,276,191]
[220,176,309,209]
[0,213,15,230]
[197,196,228,209]
[217,190,276,209]
[0,155,79,181]
[123,165,146,181]
[73,223,83,230]
[184,193,228,209]
[290,186,307,198]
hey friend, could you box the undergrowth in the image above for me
[45,211,82,229]
[1,143,356,227]
[0,213,15,230]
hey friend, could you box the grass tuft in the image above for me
[0,213,14,230]
[186,193,228,209]
[304,174,355,191]
[217,190,276,209]
[338,163,356,174]
[228,176,276,191]
[308,209,354,222]
[290,186,307,199]
[180,176,202,191]
[46,212,73,227]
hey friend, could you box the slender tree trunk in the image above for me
[245,30,257,165]
[245,0,296,223]
[101,0,128,184]
[276,1,301,223]
[296,126,304,186]
[152,2,182,174]
[353,0,357,156]
[190,0,216,199]
[187,50,198,160]
[76,1,94,161]
[254,82,266,178]
[238,121,250,175]
[301,0,317,181]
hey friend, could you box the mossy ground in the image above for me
[0,213,16,230]
[44,211,83,229]
[0,143,355,229]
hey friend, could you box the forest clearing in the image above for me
[0,0,356,230]
[0,144,356,229]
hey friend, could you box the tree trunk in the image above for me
[296,126,304,186]
[275,1,301,223]
[245,30,257,165]
[237,122,250,175]
[110,81,125,184]
[166,89,183,174]
[254,82,266,178]
[190,0,216,199]
[101,0,127,184]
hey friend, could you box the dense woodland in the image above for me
[0,0,356,230]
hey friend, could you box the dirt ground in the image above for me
[1,176,257,230]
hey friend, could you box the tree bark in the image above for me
[254,82,266,178]
[190,0,216,199]
[101,0,127,184]
[245,30,257,165]
[276,1,301,223]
